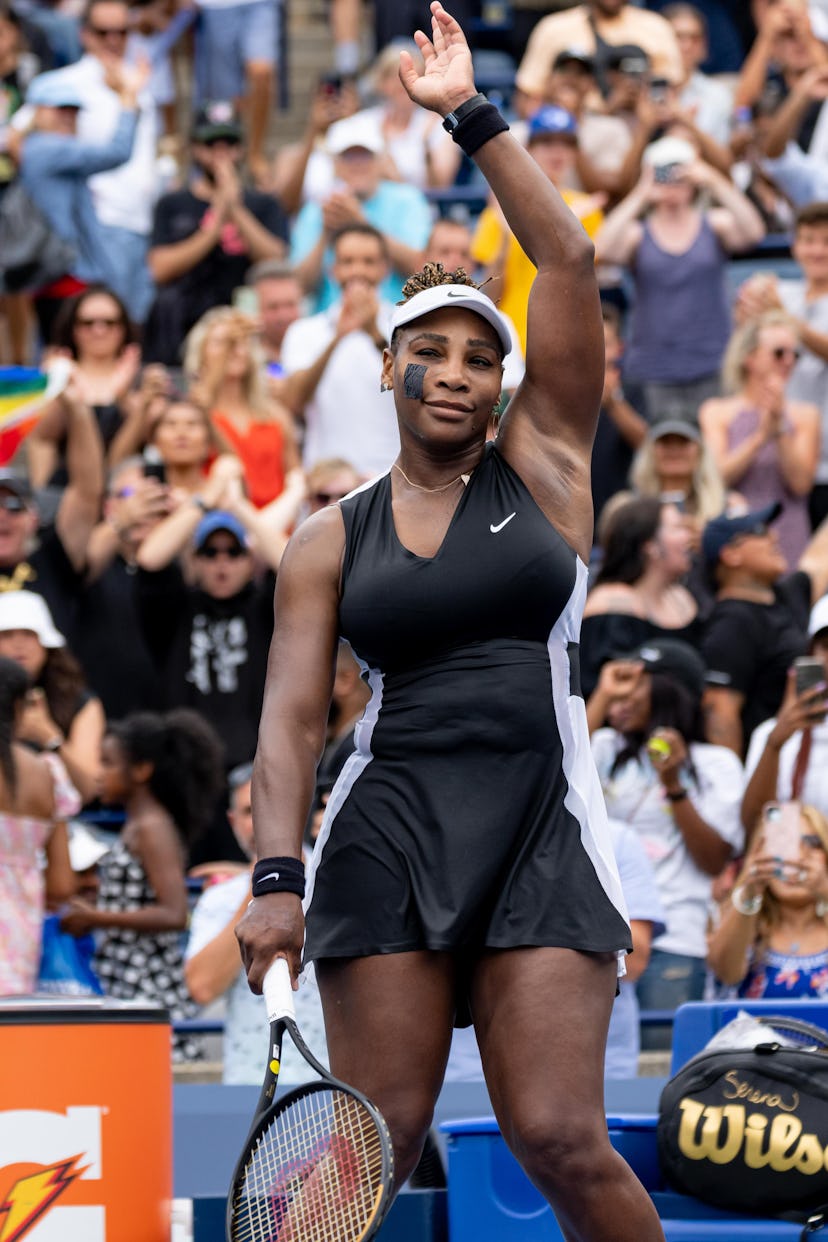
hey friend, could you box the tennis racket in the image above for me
[226,957,395,1242]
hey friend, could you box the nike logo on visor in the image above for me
[490,512,516,533]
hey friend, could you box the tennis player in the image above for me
[237,5,665,1237]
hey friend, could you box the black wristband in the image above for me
[442,92,488,133]
[665,787,688,803]
[252,855,305,899]
[448,101,509,158]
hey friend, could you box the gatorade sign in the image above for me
[0,1107,103,1241]
[0,1003,171,1242]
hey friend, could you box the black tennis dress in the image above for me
[303,444,631,1002]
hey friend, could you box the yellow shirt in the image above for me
[516,4,683,99]
[471,189,604,353]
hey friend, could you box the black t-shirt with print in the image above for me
[142,187,289,365]
[702,570,812,749]
[134,565,275,771]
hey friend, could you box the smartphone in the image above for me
[654,161,681,184]
[319,72,343,96]
[659,490,687,513]
[142,446,166,485]
[794,655,826,698]
[232,286,259,317]
[762,801,802,862]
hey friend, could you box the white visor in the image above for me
[389,284,512,357]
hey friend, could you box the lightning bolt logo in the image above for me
[0,1156,84,1242]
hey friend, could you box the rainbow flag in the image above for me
[0,361,70,464]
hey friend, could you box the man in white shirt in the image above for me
[185,763,328,1084]
[516,0,683,114]
[281,222,400,478]
[22,0,157,322]
[663,3,734,147]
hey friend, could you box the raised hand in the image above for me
[398,2,476,117]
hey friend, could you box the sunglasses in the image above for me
[312,491,348,505]
[201,135,242,148]
[195,544,248,559]
[89,24,128,36]
[0,495,27,513]
[76,316,124,330]
[771,346,801,362]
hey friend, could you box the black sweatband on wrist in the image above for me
[451,102,509,158]
[252,855,305,899]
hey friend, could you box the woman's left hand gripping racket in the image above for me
[226,957,395,1242]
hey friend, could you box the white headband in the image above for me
[389,284,512,357]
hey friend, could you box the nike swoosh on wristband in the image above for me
[259,871,281,883]
[490,512,516,533]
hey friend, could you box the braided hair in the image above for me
[391,262,484,355]
[398,261,479,302]
[107,709,224,845]
[0,657,31,801]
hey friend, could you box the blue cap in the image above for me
[27,73,83,109]
[193,510,249,550]
[527,105,578,141]
[701,501,782,567]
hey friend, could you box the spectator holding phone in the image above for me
[595,135,765,424]
[589,638,743,1043]
[707,801,828,999]
[741,595,828,834]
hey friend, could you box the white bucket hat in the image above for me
[0,590,65,648]
[389,284,512,357]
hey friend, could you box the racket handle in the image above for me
[263,956,297,1024]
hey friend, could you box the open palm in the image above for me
[399,2,476,116]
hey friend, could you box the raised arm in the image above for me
[399,3,604,454]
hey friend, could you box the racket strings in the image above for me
[231,1088,386,1242]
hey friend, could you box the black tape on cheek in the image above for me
[403,364,427,399]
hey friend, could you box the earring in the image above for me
[817,899,828,919]
[380,382,390,393]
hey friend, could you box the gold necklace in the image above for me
[392,462,471,493]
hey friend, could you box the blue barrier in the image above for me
[439,1116,808,1241]
[437,1001,828,1242]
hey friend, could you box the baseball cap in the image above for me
[327,114,384,157]
[643,135,696,171]
[701,501,782,568]
[0,470,33,502]
[0,590,65,647]
[650,418,700,443]
[606,45,650,76]
[193,510,249,551]
[809,594,828,640]
[26,74,83,109]
[192,100,243,144]
[527,105,578,142]
[625,637,706,699]
[390,283,512,357]
[553,48,594,73]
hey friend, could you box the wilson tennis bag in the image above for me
[657,1014,828,1223]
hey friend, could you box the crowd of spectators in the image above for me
[3,0,828,1075]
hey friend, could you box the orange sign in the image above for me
[0,1006,172,1242]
